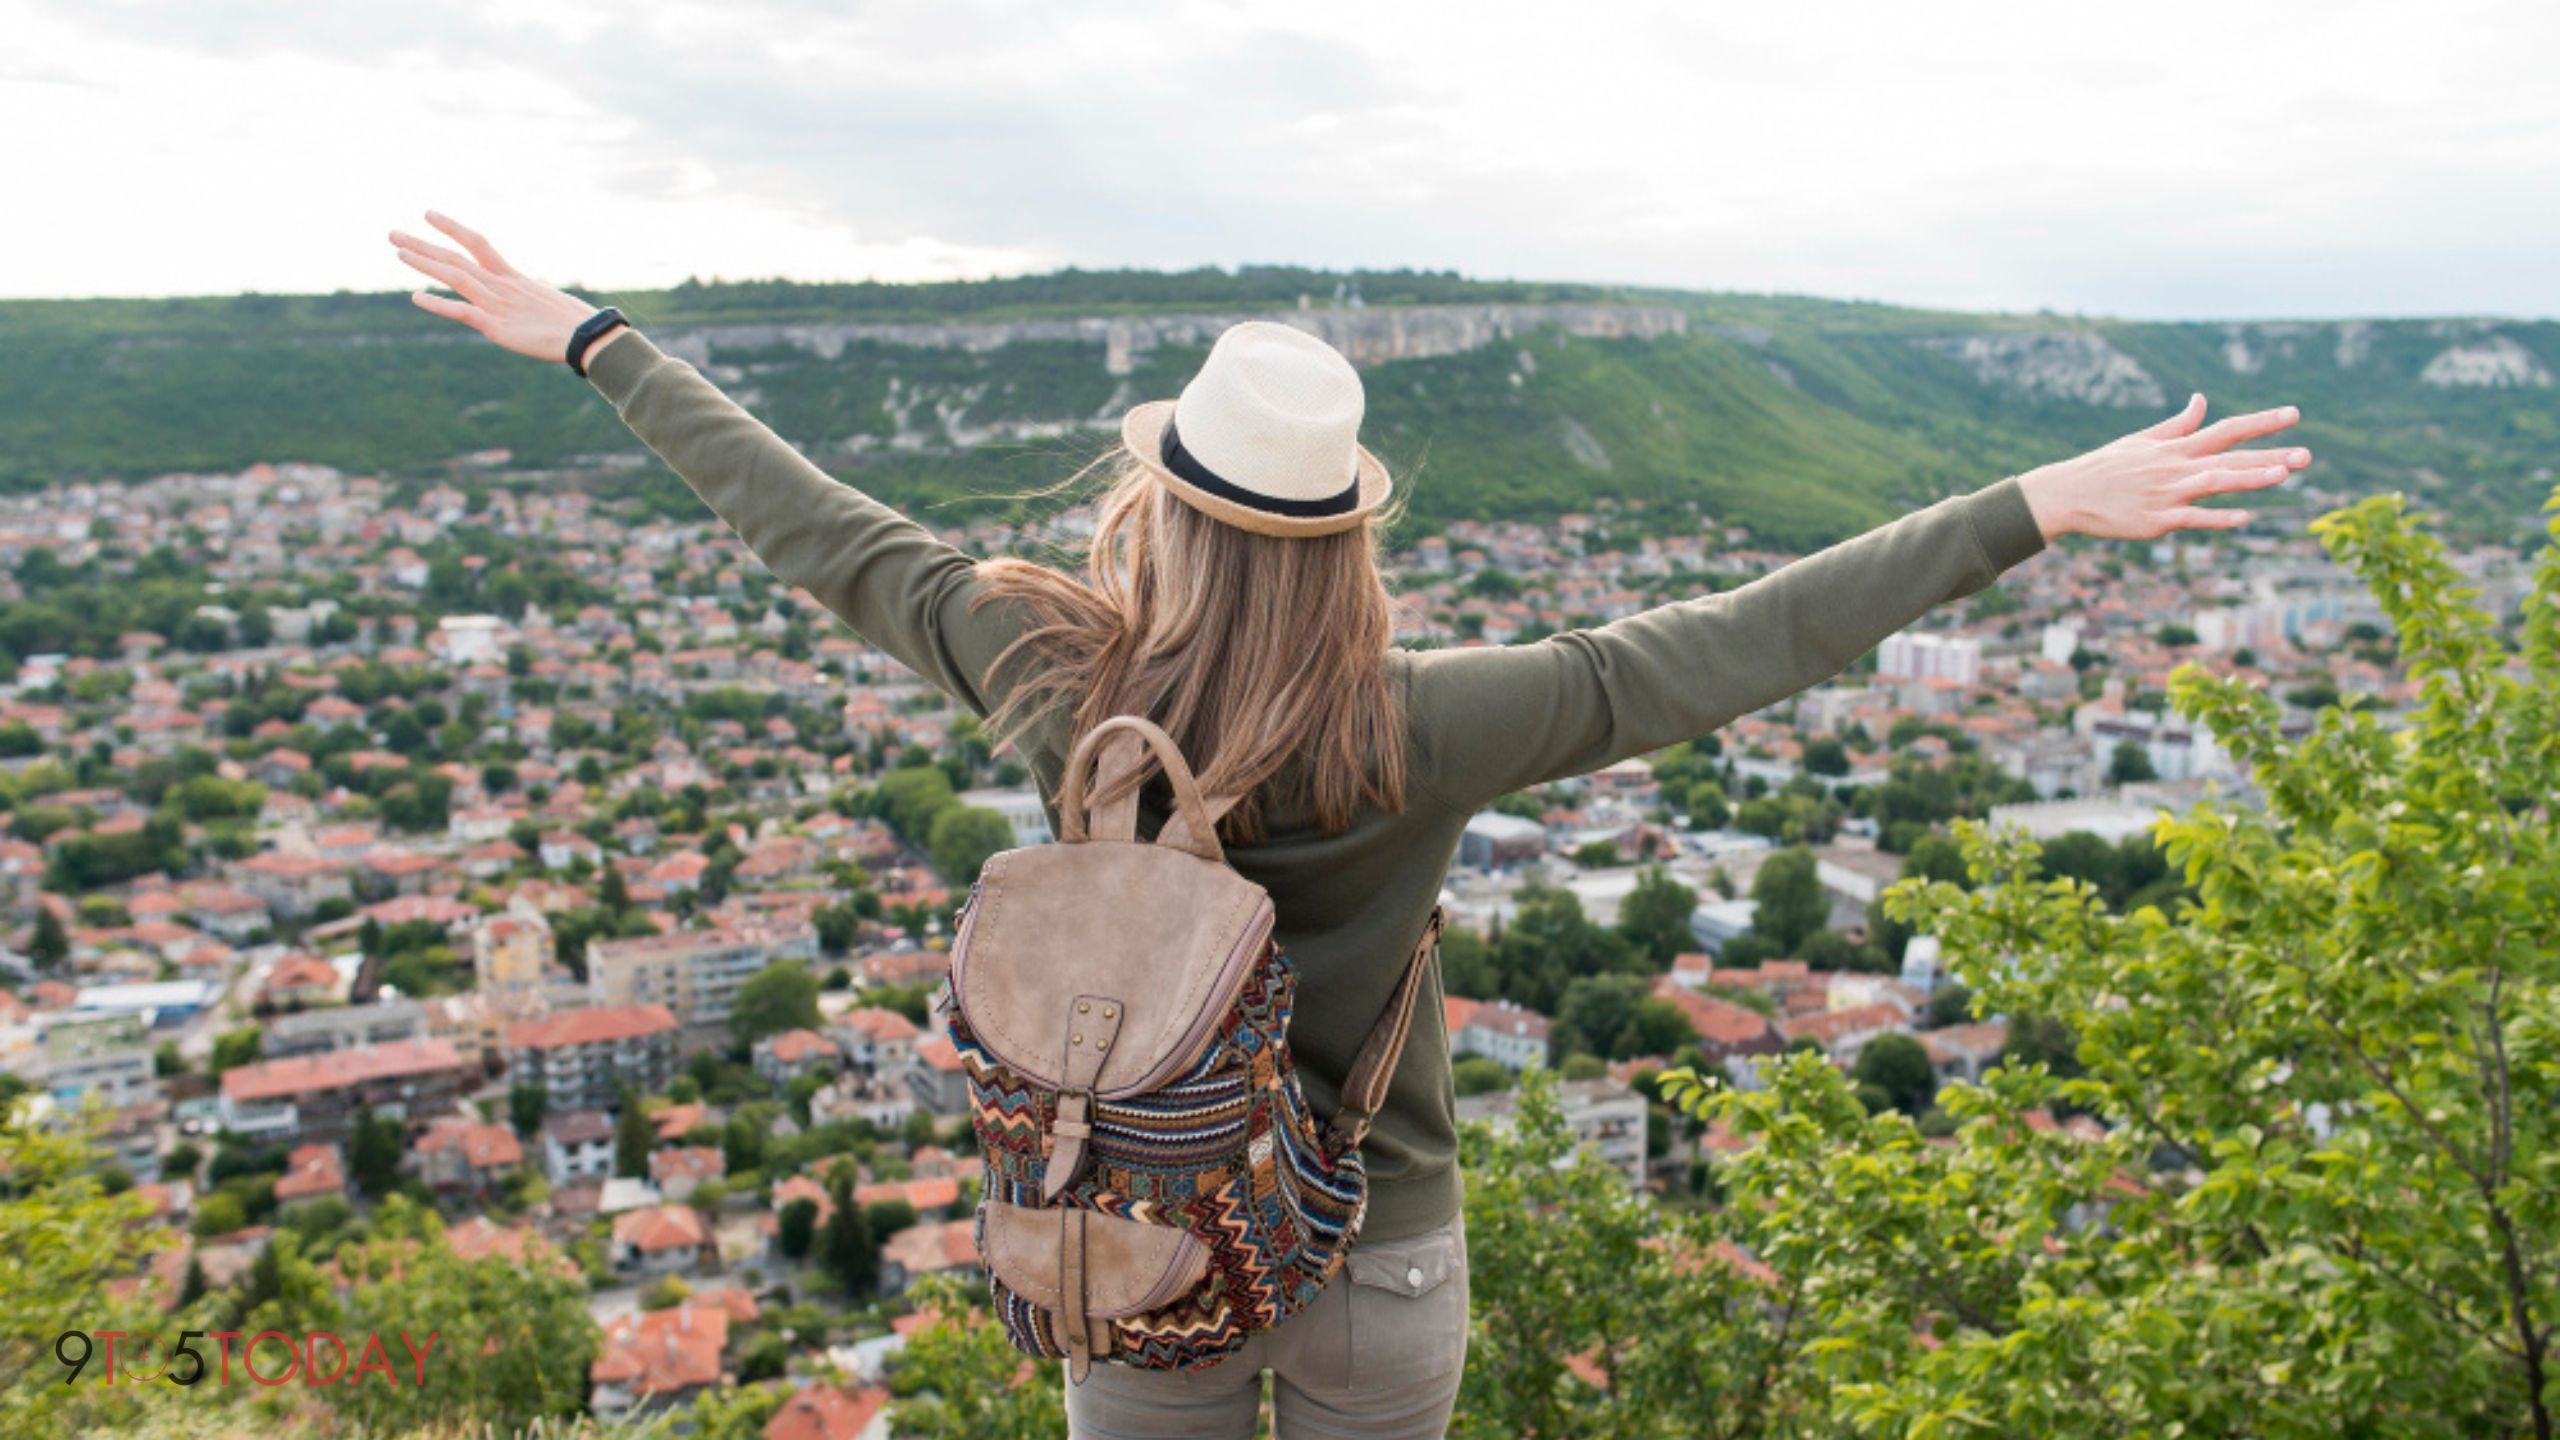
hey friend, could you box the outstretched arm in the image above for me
[1407,396,2313,812]
[388,210,1028,717]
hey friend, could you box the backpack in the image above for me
[935,714,1447,1382]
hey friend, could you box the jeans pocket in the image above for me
[1342,1219,1469,1392]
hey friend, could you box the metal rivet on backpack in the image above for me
[1078,1001,1090,1014]
[1073,1033,1084,1045]
[1102,1007,1115,1020]
[1097,1037,1110,1050]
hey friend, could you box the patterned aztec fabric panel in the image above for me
[950,939,1372,1372]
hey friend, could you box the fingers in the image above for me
[2161,504,2253,531]
[2212,444,2314,472]
[394,246,491,305]
[2171,462,2292,505]
[410,290,486,331]
[389,230,478,274]
[2135,392,2207,441]
[424,208,517,276]
[2176,403,2302,457]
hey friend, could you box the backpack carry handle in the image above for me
[1057,715,1229,864]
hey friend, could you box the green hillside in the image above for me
[2,269,2553,550]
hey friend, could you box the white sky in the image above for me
[9,0,2559,320]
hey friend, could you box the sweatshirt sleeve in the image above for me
[584,327,1033,718]
[1402,474,2049,812]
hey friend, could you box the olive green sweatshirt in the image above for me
[584,326,2050,1241]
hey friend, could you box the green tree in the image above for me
[777,1196,820,1261]
[508,1080,547,1138]
[1613,863,1698,966]
[613,1103,654,1179]
[0,1100,166,1433]
[873,765,957,842]
[1454,1056,1512,1096]
[821,1170,877,1296]
[1552,975,1696,1063]
[928,804,1014,886]
[1473,881,1645,1015]
[257,1202,599,1434]
[1748,844,1828,953]
[1651,487,2560,1437]
[210,1025,263,1074]
[348,1105,404,1196]
[731,959,823,1047]
[887,1272,1068,1439]
[192,1191,249,1236]
[1847,1032,1935,1116]
[1456,1065,1791,1439]
[28,906,67,972]
[2105,737,2157,784]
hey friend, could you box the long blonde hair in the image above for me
[967,447,1411,844]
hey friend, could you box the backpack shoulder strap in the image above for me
[1328,902,1449,1153]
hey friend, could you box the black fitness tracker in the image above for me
[566,307,628,377]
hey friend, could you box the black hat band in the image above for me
[1160,414,1361,518]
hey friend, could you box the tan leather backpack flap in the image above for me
[950,841,1272,1096]
[982,1199,1210,1319]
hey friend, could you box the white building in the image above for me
[956,787,1053,847]
[1453,1000,1551,1071]
[2074,706,2231,784]
[587,921,819,1035]
[1455,1078,1649,1186]
[1878,630,1982,686]
[435,614,507,665]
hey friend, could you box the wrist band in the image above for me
[566,307,627,378]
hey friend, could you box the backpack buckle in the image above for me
[1044,1086,1097,1202]
[1052,1086,1094,1139]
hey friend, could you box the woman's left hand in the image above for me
[388,210,606,364]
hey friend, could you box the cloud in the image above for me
[12,0,2560,317]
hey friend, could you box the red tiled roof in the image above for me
[273,1143,344,1201]
[416,1118,525,1170]
[653,1101,711,1142]
[651,1146,725,1183]
[263,954,340,992]
[838,1008,918,1043]
[766,1383,891,1440]
[855,1176,959,1212]
[221,1038,464,1104]
[1649,977,1777,1048]
[613,1204,710,1253]
[772,1174,836,1227]
[1778,1001,1908,1048]
[591,1303,727,1394]
[880,1218,978,1276]
[504,1003,677,1051]
[763,1028,836,1063]
[1461,1000,1551,1043]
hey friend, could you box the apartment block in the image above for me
[504,1003,679,1113]
[586,920,818,1035]
[216,1037,471,1143]
[1455,1077,1650,1186]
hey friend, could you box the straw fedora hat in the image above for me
[1118,320,1393,538]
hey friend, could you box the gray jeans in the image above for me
[1063,1215,1469,1439]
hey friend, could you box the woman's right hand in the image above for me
[389,209,619,367]
[2016,394,2313,542]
